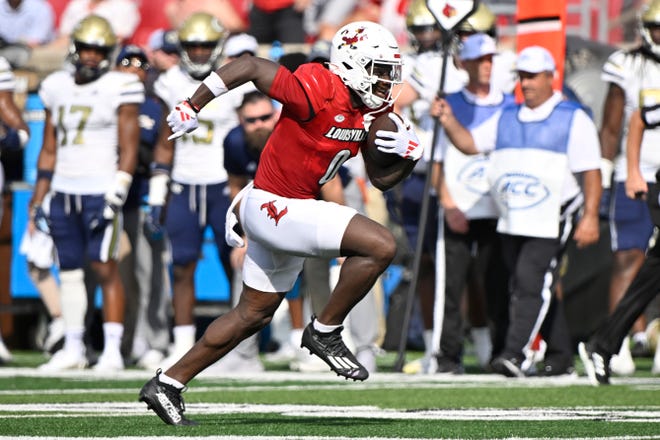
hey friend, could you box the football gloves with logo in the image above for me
[374,113,423,161]
[167,99,199,140]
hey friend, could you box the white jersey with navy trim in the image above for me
[602,49,660,182]
[155,65,254,185]
[0,57,15,91]
[39,70,144,194]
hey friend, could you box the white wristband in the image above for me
[202,71,228,97]
[148,173,169,206]
[106,170,133,205]
[600,158,614,189]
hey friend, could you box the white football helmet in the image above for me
[640,0,660,57]
[329,21,403,109]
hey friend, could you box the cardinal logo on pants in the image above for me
[260,200,288,226]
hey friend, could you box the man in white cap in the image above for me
[223,33,259,60]
[434,45,602,377]
[433,33,515,374]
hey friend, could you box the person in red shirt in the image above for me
[138,21,422,426]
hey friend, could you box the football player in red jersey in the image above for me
[139,21,423,426]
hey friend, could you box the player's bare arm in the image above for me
[227,174,249,201]
[599,83,625,162]
[117,103,140,176]
[189,56,280,111]
[432,97,478,155]
[0,89,28,133]
[30,109,57,207]
[573,168,602,248]
[625,109,647,199]
[153,99,176,165]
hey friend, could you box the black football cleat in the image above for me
[139,369,198,426]
[578,342,611,386]
[300,317,369,381]
[490,356,525,378]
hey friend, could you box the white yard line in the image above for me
[1,367,659,388]
[0,402,659,423]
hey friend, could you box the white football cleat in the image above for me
[0,339,13,364]
[92,352,125,372]
[38,348,88,372]
[136,349,165,371]
[43,317,65,354]
[610,336,635,376]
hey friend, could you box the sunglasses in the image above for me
[119,57,149,70]
[244,113,274,123]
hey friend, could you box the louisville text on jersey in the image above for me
[323,126,367,142]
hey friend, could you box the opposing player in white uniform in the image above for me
[598,0,660,373]
[30,15,144,372]
[0,55,30,364]
[146,13,253,368]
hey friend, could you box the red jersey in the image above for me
[255,63,384,199]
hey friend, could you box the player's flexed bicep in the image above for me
[168,57,282,138]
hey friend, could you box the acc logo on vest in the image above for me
[493,173,549,209]
[457,157,490,195]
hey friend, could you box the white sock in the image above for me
[63,328,85,354]
[289,328,303,346]
[423,329,433,357]
[470,326,493,368]
[59,269,88,332]
[60,269,87,356]
[159,372,185,390]
[313,319,341,333]
[618,336,632,358]
[101,322,124,357]
[173,325,196,352]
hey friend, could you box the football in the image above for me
[365,112,405,167]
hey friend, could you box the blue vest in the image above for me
[446,91,515,130]
[495,100,581,153]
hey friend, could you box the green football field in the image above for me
[0,351,658,439]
